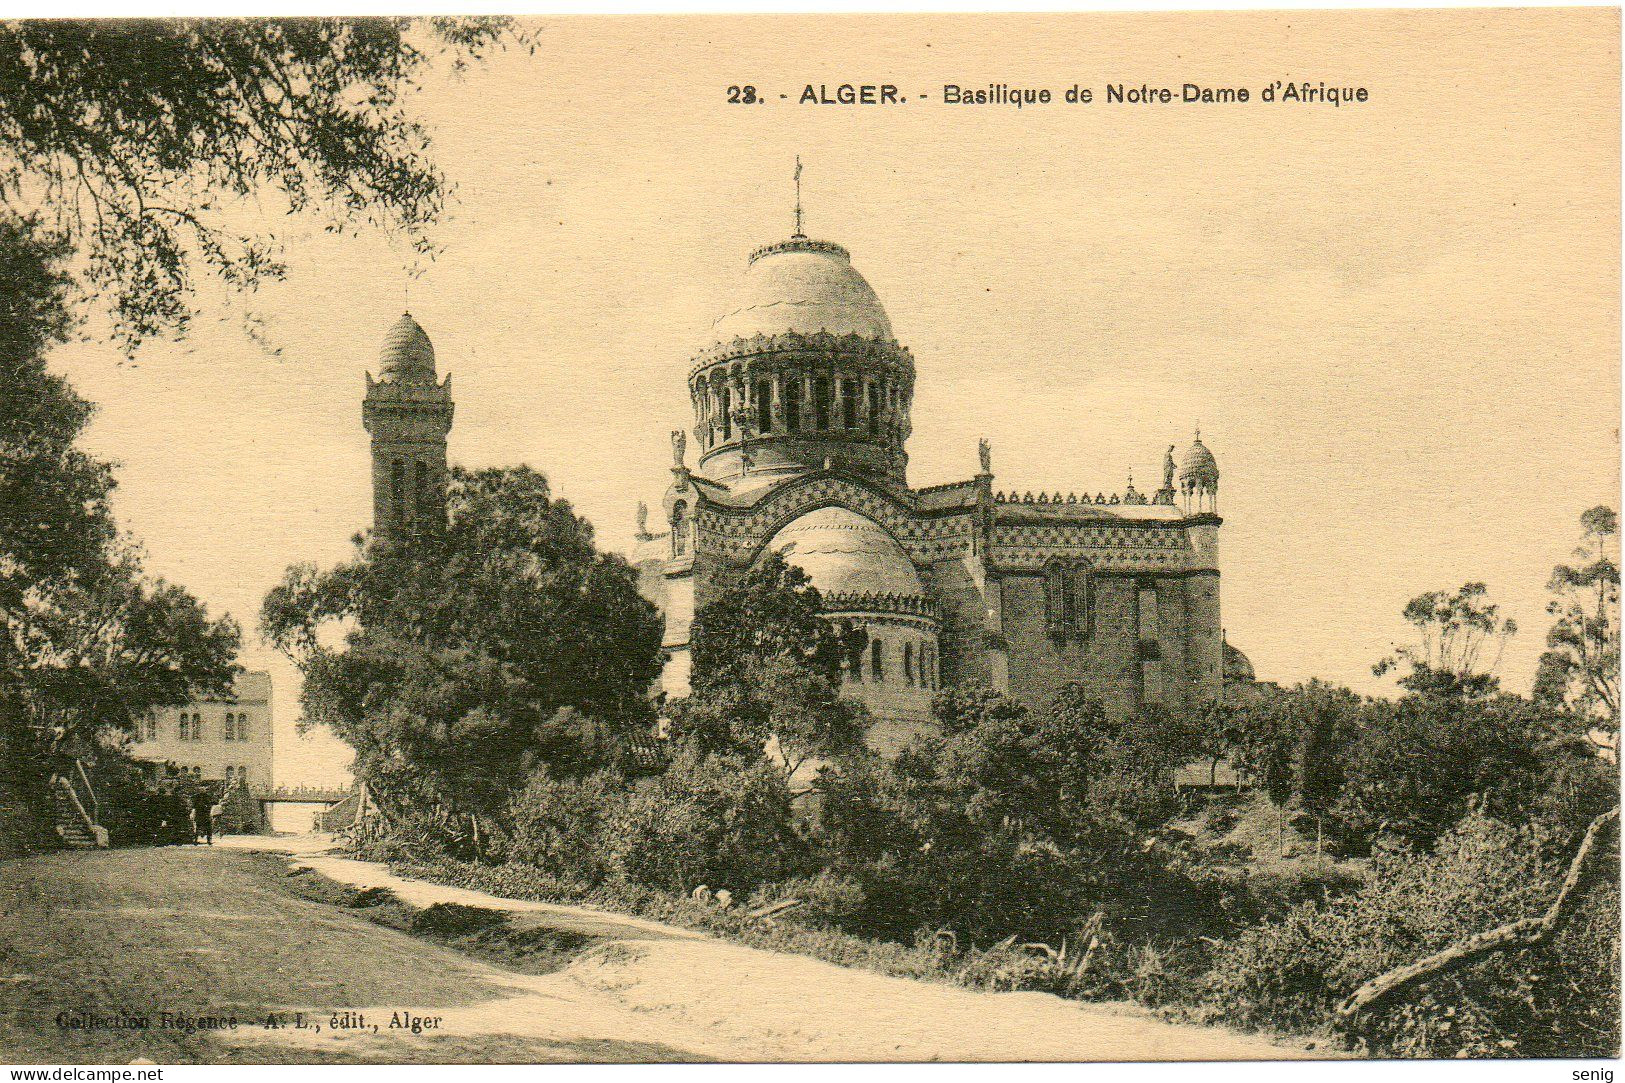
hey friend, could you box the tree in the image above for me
[1228,680,1360,811]
[1335,691,1555,845]
[0,18,512,349]
[1374,582,1517,699]
[0,219,238,795]
[817,685,1200,944]
[14,540,239,757]
[676,551,866,784]
[261,466,665,842]
[1534,506,1619,754]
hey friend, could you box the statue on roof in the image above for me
[978,437,992,474]
[635,501,650,539]
[1163,445,1177,491]
[671,428,687,469]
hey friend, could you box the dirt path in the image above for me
[2,837,1322,1063]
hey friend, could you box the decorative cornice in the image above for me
[689,330,914,381]
[748,237,849,265]
[820,589,939,621]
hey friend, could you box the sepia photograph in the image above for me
[0,7,1618,1068]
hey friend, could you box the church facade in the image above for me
[358,228,1231,757]
[630,230,1227,753]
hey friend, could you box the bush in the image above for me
[602,748,806,893]
[1206,813,1621,1056]
[508,768,626,880]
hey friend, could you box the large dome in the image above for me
[707,238,894,346]
[378,312,436,383]
[769,506,923,599]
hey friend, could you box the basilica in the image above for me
[627,228,1228,754]
[361,222,1232,760]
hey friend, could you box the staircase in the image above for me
[51,769,107,850]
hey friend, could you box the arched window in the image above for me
[870,639,884,682]
[847,635,865,681]
[671,501,688,557]
[814,378,831,430]
[783,380,801,432]
[842,382,858,430]
[390,459,405,521]
[903,643,915,686]
[867,384,880,435]
[720,387,733,441]
[754,379,771,432]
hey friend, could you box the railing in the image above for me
[53,774,97,835]
[74,759,99,825]
[263,784,351,803]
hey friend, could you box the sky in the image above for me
[48,10,1620,786]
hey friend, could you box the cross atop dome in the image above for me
[793,155,805,238]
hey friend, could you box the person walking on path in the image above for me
[191,787,214,845]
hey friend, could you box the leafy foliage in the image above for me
[0,215,237,798]
[1208,814,1619,1057]
[601,746,807,892]
[676,550,866,782]
[0,17,513,348]
[1534,506,1620,752]
[1374,582,1517,699]
[817,684,1201,944]
[261,465,665,840]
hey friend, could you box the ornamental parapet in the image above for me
[819,590,939,621]
[994,488,1148,507]
[689,330,914,381]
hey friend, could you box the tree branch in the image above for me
[1337,805,1620,1019]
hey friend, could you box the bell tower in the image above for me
[362,312,454,541]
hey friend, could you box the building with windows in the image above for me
[361,217,1231,768]
[627,224,1227,754]
[129,671,274,792]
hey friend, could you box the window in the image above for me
[870,639,884,682]
[143,717,157,741]
[814,378,831,430]
[236,713,248,741]
[720,387,732,440]
[754,380,771,432]
[842,382,858,430]
[222,713,233,742]
[783,380,801,432]
[867,385,880,435]
[671,501,688,557]
[390,459,405,520]
[1045,563,1093,641]
[415,460,431,519]
[903,643,915,686]
[847,636,865,681]
[922,643,936,689]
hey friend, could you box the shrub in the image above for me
[602,747,807,893]
[508,768,626,880]
[1206,813,1621,1056]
